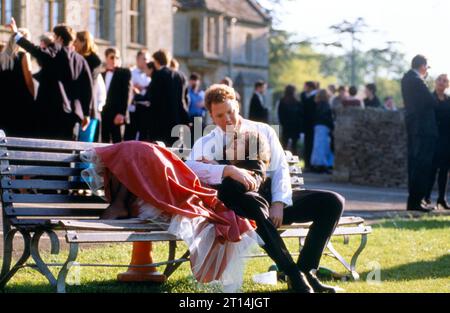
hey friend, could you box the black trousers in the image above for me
[101,111,122,144]
[407,134,437,204]
[218,181,344,276]
[124,111,138,141]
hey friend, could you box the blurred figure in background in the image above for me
[364,83,382,109]
[278,84,303,154]
[101,48,132,144]
[384,96,398,111]
[249,80,269,123]
[424,74,450,210]
[74,31,105,142]
[311,90,334,174]
[342,86,364,108]
[330,86,348,110]
[126,49,151,141]
[0,29,35,137]
[301,81,319,170]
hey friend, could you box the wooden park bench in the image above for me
[0,130,371,293]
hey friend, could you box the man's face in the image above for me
[210,100,240,132]
[137,53,151,70]
[419,64,429,77]
[106,53,120,69]
[436,75,449,91]
[257,84,267,95]
[189,79,200,90]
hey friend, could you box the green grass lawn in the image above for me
[2,216,449,293]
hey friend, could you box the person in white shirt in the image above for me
[125,49,152,141]
[186,84,345,293]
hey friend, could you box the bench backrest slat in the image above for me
[4,206,105,217]
[0,150,81,163]
[1,179,88,190]
[1,165,85,177]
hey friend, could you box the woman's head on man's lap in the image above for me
[225,131,271,166]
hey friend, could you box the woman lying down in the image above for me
[80,132,270,292]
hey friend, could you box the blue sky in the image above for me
[260,0,450,77]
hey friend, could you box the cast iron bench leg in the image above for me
[57,243,79,293]
[350,234,368,281]
[30,230,61,287]
[0,230,31,289]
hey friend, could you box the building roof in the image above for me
[174,0,271,25]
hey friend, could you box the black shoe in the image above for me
[304,270,340,293]
[422,198,431,207]
[407,202,433,212]
[437,199,450,210]
[286,272,314,293]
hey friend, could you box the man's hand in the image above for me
[223,165,257,191]
[81,117,91,132]
[270,202,285,229]
[6,17,18,33]
[114,114,125,126]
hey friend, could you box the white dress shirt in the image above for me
[131,67,151,96]
[186,118,293,207]
[105,71,114,94]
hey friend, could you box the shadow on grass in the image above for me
[359,254,450,282]
[4,276,201,293]
[373,219,450,231]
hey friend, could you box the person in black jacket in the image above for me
[424,74,450,210]
[401,55,439,212]
[278,85,303,153]
[101,48,132,143]
[147,49,189,146]
[7,18,93,140]
[364,83,382,109]
[300,81,319,170]
[249,80,269,123]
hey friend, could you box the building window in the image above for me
[129,0,145,44]
[44,0,65,32]
[89,0,112,40]
[0,0,21,25]
[245,34,253,63]
[206,16,219,54]
[190,18,200,52]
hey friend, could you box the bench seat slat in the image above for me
[281,226,372,238]
[279,216,366,230]
[55,219,168,231]
[1,165,84,176]
[1,179,88,190]
[3,192,106,204]
[0,150,82,163]
[66,231,179,243]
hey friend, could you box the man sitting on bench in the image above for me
[186,84,345,293]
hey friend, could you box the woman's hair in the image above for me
[315,89,330,103]
[204,84,237,112]
[146,61,156,73]
[76,31,98,56]
[170,58,179,70]
[349,86,358,96]
[282,84,297,103]
[53,24,75,46]
[0,29,30,71]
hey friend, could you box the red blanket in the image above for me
[94,141,255,243]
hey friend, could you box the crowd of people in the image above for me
[276,80,398,174]
[0,18,218,147]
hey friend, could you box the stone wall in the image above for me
[333,107,408,188]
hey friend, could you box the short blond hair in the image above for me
[205,84,237,112]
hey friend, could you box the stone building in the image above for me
[0,0,174,67]
[173,0,271,117]
[0,1,271,116]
